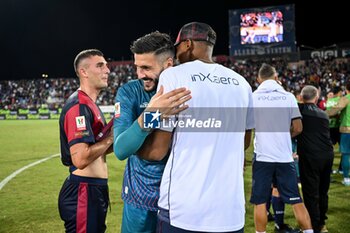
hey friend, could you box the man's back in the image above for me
[158,60,253,231]
[298,103,333,158]
[253,80,300,162]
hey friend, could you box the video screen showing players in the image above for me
[240,11,283,44]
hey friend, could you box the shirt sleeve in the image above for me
[64,104,95,147]
[290,94,302,119]
[246,85,255,130]
[113,84,149,160]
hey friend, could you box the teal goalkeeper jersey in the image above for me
[114,79,167,211]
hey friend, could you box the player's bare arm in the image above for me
[70,134,113,170]
[326,96,349,117]
[290,118,302,138]
[137,130,172,161]
[103,131,114,155]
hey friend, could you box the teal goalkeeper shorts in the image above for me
[121,202,158,233]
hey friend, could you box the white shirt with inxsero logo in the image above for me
[253,79,301,163]
[157,60,254,232]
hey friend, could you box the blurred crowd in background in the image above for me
[1,56,349,110]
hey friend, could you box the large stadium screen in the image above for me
[229,4,296,57]
[240,11,283,44]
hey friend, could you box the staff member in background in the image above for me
[298,85,334,233]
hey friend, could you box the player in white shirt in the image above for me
[250,63,314,233]
[142,22,254,233]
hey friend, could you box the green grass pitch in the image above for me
[0,120,349,232]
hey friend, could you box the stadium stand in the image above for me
[1,56,349,115]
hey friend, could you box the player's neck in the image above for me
[78,86,100,103]
[197,58,214,64]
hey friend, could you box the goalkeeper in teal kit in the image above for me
[113,31,191,233]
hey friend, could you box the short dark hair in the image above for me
[74,49,104,75]
[346,80,350,92]
[258,63,277,80]
[332,86,341,94]
[130,31,175,59]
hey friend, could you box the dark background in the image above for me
[0,0,347,80]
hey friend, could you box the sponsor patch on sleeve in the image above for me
[115,102,121,118]
[74,131,90,138]
[75,116,86,131]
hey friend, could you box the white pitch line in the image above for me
[0,153,60,191]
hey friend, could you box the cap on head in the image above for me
[174,22,216,47]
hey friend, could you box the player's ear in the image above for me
[79,68,87,77]
[185,39,192,50]
[257,76,262,84]
[78,65,89,80]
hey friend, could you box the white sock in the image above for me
[256,231,266,233]
[303,229,314,233]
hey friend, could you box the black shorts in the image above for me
[58,174,109,233]
[250,160,302,205]
[330,127,340,145]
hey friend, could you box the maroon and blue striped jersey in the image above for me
[59,90,106,167]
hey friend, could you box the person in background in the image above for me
[327,81,350,186]
[266,86,303,233]
[251,63,313,233]
[326,87,342,174]
[297,85,334,233]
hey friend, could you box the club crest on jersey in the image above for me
[115,102,121,118]
[75,116,86,131]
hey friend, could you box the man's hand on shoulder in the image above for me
[146,85,192,119]
[137,85,192,130]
